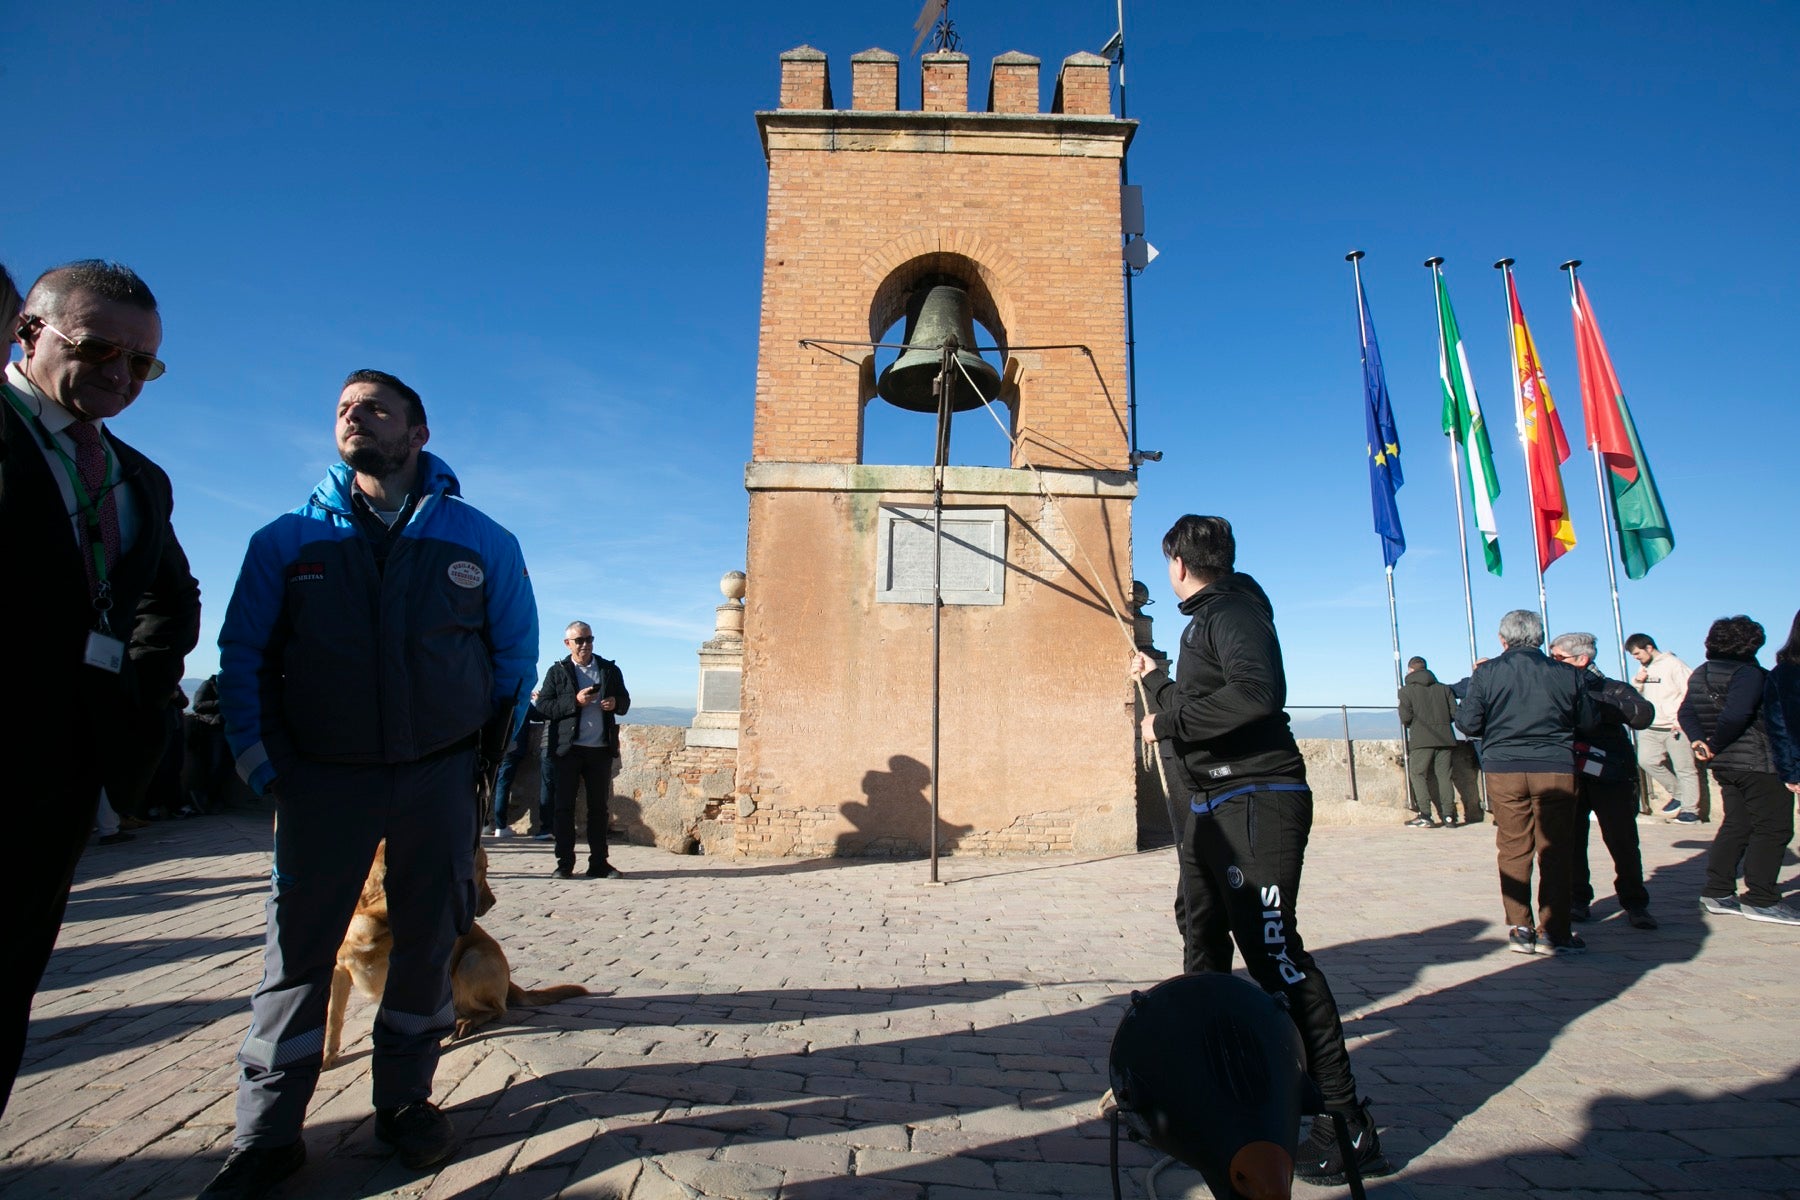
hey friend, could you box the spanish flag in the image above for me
[1505,270,1576,571]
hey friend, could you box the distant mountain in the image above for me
[1289,710,1402,740]
[617,707,695,728]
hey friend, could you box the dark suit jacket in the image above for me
[1,392,201,807]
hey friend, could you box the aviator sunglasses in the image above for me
[26,316,167,381]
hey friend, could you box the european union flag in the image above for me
[1357,272,1405,567]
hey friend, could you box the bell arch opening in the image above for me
[860,254,1016,468]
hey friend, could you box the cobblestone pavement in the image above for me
[2,809,1797,1200]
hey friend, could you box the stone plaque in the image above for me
[876,506,1006,605]
[700,668,742,713]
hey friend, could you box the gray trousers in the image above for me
[1637,726,1700,815]
[234,749,478,1148]
[1408,747,1457,822]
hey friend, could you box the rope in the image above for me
[952,356,1174,802]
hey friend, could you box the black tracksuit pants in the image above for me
[1572,777,1649,913]
[553,744,615,873]
[1174,783,1359,1110]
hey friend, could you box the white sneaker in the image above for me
[493,826,515,840]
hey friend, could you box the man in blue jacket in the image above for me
[204,370,537,1198]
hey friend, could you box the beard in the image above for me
[341,436,412,478]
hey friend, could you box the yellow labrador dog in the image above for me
[322,842,589,1068]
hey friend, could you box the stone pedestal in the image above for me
[688,571,746,749]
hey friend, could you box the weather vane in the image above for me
[911,0,961,55]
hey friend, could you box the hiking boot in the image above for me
[1294,1098,1392,1185]
[1742,901,1800,926]
[1569,903,1592,923]
[1699,895,1742,916]
[1507,925,1539,955]
[1625,908,1659,930]
[197,1140,305,1199]
[1546,933,1587,955]
[374,1101,458,1171]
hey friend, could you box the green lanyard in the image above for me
[3,384,121,626]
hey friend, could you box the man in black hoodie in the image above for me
[1132,515,1388,1187]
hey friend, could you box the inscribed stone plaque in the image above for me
[876,506,1006,605]
[700,668,742,712]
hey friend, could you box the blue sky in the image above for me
[7,1,1795,707]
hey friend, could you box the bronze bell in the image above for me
[876,283,1003,413]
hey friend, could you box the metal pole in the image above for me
[1427,258,1481,670]
[928,340,956,885]
[1496,259,1551,636]
[1351,251,1409,810]
[1341,704,1359,804]
[1114,0,1140,462]
[1561,259,1631,682]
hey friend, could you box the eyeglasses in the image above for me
[28,317,166,381]
[567,636,593,645]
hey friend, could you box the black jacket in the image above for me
[1766,662,1800,785]
[1678,659,1774,775]
[1454,647,1598,774]
[1142,572,1304,793]
[1,391,201,807]
[537,654,630,758]
[1398,668,1458,748]
[1575,666,1653,784]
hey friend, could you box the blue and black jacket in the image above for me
[218,452,538,794]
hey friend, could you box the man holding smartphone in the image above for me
[535,621,631,878]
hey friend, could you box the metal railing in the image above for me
[1286,705,1404,805]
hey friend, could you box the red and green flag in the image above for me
[1570,280,1674,578]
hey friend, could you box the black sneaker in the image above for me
[1569,903,1592,923]
[585,864,623,879]
[1625,908,1659,930]
[1546,933,1588,955]
[197,1140,306,1199]
[553,866,574,879]
[1294,1098,1392,1185]
[374,1101,459,1171]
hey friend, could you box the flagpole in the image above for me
[1350,250,1410,798]
[1562,258,1630,681]
[1496,258,1551,637]
[1427,257,1481,670]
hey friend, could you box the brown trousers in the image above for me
[1486,771,1578,942]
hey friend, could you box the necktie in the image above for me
[65,420,122,591]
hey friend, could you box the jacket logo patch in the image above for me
[1208,765,1234,779]
[448,561,484,589]
[287,561,326,584]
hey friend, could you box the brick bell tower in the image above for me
[735,43,1139,857]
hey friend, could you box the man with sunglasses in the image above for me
[535,621,631,879]
[208,369,536,1197]
[0,260,199,1117]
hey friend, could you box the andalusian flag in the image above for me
[1505,270,1577,571]
[1571,279,1674,578]
[1434,271,1502,575]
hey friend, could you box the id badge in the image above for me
[84,630,125,673]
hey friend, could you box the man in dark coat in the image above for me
[1132,515,1389,1187]
[1457,609,1598,956]
[0,261,200,1116]
[535,621,631,878]
[1549,632,1658,929]
[1398,656,1460,827]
